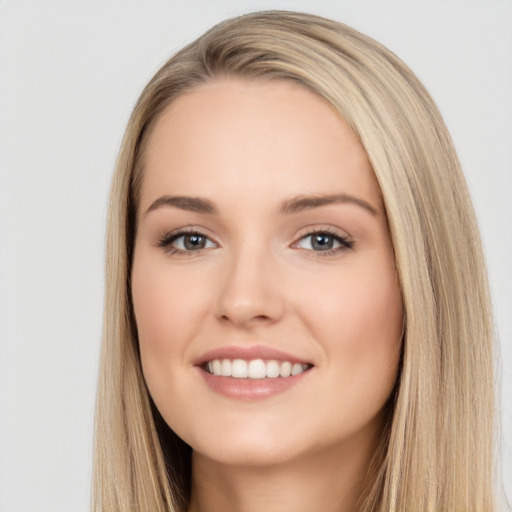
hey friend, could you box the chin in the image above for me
[194,441,300,468]
[186,424,307,468]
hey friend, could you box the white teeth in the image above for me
[206,358,310,379]
[280,361,292,377]
[232,359,248,378]
[221,359,231,377]
[291,363,304,376]
[248,359,267,379]
[266,360,280,378]
[212,359,222,376]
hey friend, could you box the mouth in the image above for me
[202,358,313,379]
[194,345,314,400]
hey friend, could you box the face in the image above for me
[131,78,403,468]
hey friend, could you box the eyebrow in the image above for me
[279,194,378,216]
[145,195,217,215]
[144,193,378,217]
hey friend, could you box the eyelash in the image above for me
[157,228,214,256]
[295,228,354,257]
[157,227,354,258]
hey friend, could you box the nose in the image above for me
[215,245,285,328]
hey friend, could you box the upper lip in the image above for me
[193,345,313,366]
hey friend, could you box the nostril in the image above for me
[219,310,275,326]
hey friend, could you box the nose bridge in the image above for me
[215,237,284,327]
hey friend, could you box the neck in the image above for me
[187,431,382,512]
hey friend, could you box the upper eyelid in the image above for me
[292,229,353,248]
[159,227,218,243]
[293,225,352,242]
[158,226,349,240]
[158,227,352,253]
[157,229,218,255]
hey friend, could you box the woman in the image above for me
[93,11,500,512]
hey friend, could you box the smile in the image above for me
[205,358,312,379]
[195,345,314,400]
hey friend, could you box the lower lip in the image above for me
[198,368,311,401]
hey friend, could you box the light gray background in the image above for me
[0,1,510,510]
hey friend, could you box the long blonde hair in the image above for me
[93,11,498,511]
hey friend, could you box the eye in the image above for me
[294,230,353,254]
[158,229,217,254]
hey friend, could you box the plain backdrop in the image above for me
[0,1,510,510]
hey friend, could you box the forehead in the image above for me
[140,78,382,212]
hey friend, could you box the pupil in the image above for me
[184,234,205,250]
[312,234,333,250]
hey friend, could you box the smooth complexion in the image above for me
[131,79,403,512]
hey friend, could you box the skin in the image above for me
[131,78,403,512]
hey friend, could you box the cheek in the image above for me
[130,250,213,396]
[132,251,210,342]
[132,269,180,357]
[298,259,403,397]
